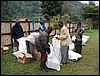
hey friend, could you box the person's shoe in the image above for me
[60,63,62,65]
[73,59,77,62]
[62,64,66,66]
[40,69,48,72]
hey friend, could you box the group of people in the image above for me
[11,18,84,72]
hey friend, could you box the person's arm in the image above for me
[59,28,68,40]
[79,27,84,35]
[20,25,24,37]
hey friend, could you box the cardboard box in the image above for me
[17,52,32,64]
[1,46,9,55]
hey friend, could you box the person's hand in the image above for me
[47,49,50,54]
[47,50,50,54]
[56,37,60,40]
[56,37,59,39]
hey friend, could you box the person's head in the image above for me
[77,22,81,28]
[40,18,44,25]
[15,18,20,25]
[58,21,64,29]
[46,26,53,35]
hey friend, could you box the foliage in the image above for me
[50,15,61,28]
[41,1,63,17]
[81,1,99,30]
[61,14,70,25]
[1,1,42,21]
[81,1,99,24]
[61,1,84,22]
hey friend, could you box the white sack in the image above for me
[46,44,60,71]
[13,37,27,58]
[69,42,75,51]
[71,35,89,45]
[72,36,76,41]
[68,50,82,61]
[52,34,61,62]
[82,35,89,45]
[17,37,27,53]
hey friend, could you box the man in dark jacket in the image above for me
[74,22,84,54]
[35,26,53,72]
[11,19,24,53]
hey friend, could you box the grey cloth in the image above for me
[26,41,35,59]
[60,46,69,64]
[13,39,19,53]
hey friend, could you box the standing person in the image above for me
[38,18,46,32]
[74,22,84,54]
[56,21,72,66]
[26,31,40,60]
[35,26,53,72]
[11,18,24,53]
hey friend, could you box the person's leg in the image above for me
[29,42,35,59]
[75,39,78,53]
[66,46,69,64]
[26,41,30,53]
[13,40,19,53]
[60,46,69,65]
[78,40,82,54]
[40,52,48,72]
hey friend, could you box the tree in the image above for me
[41,1,63,17]
[1,1,42,21]
[1,1,12,21]
[81,1,99,30]
[61,1,75,16]
[61,1,84,22]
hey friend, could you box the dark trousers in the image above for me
[26,41,35,59]
[13,39,19,53]
[40,52,47,70]
[75,39,82,54]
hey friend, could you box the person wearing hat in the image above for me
[11,19,24,53]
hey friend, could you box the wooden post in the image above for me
[69,22,70,33]
[10,21,13,50]
[28,21,30,35]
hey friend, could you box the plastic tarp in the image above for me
[72,35,89,45]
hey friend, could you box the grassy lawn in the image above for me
[1,29,99,75]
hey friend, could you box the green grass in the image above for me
[1,29,99,75]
